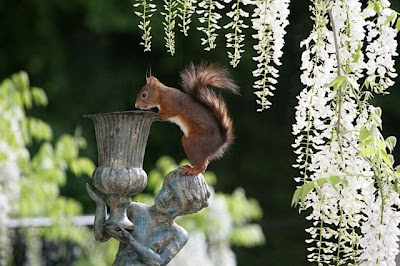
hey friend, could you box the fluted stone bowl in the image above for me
[85,111,160,229]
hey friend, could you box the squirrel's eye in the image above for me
[142,92,148,98]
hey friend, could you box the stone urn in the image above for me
[85,111,160,230]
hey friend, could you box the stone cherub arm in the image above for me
[86,183,112,242]
[108,226,188,266]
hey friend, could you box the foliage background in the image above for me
[1,1,399,265]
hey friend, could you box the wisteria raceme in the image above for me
[196,0,225,51]
[133,0,157,52]
[178,0,197,36]
[162,0,179,55]
[363,1,399,94]
[224,0,250,68]
[251,0,290,111]
[293,0,400,264]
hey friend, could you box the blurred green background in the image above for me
[1,0,399,265]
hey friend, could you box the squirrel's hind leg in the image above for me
[181,161,208,175]
[181,135,210,175]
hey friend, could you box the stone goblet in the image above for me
[85,111,160,230]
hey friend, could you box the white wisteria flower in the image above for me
[196,0,226,51]
[251,0,290,111]
[162,0,179,55]
[364,1,399,94]
[224,0,250,68]
[293,0,400,264]
[178,0,197,36]
[133,0,157,52]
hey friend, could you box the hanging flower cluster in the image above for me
[178,0,197,36]
[252,0,290,111]
[224,0,250,68]
[132,0,291,111]
[162,0,179,55]
[196,0,226,51]
[133,0,157,52]
[292,0,400,264]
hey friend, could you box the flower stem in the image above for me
[317,216,324,264]
[336,208,343,265]
[207,0,213,49]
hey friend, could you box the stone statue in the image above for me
[86,168,211,266]
[85,111,211,265]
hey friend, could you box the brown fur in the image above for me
[135,63,239,175]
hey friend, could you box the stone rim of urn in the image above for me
[85,110,160,230]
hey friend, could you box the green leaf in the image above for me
[380,149,393,168]
[291,187,301,207]
[377,139,386,150]
[22,89,33,109]
[315,178,328,187]
[301,182,315,204]
[396,18,400,32]
[364,79,370,89]
[359,127,371,142]
[329,75,347,91]
[371,1,383,13]
[12,71,30,92]
[351,41,362,63]
[329,175,341,186]
[292,182,315,207]
[345,64,352,74]
[383,11,397,26]
[70,157,95,177]
[386,136,397,152]
[31,87,48,106]
[314,184,322,198]
[359,147,376,156]
[28,117,53,141]
[374,107,382,118]
[360,138,374,147]
[394,178,400,194]
[328,175,340,193]
[229,224,265,247]
[341,178,349,187]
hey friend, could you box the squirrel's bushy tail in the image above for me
[180,62,240,159]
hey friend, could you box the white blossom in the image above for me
[251,0,290,111]
[171,193,236,266]
[169,232,213,266]
[162,0,178,55]
[364,2,399,94]
[178,0,197,36]
[293,0,400,264]
[133,0,157,52]
[197,0,225,51]
[224,0,249,67]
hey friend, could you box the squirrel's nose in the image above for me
[135,103,138,109]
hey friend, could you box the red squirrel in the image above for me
[135,63,240,175]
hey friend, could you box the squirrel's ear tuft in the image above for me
[146,65,152,79]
